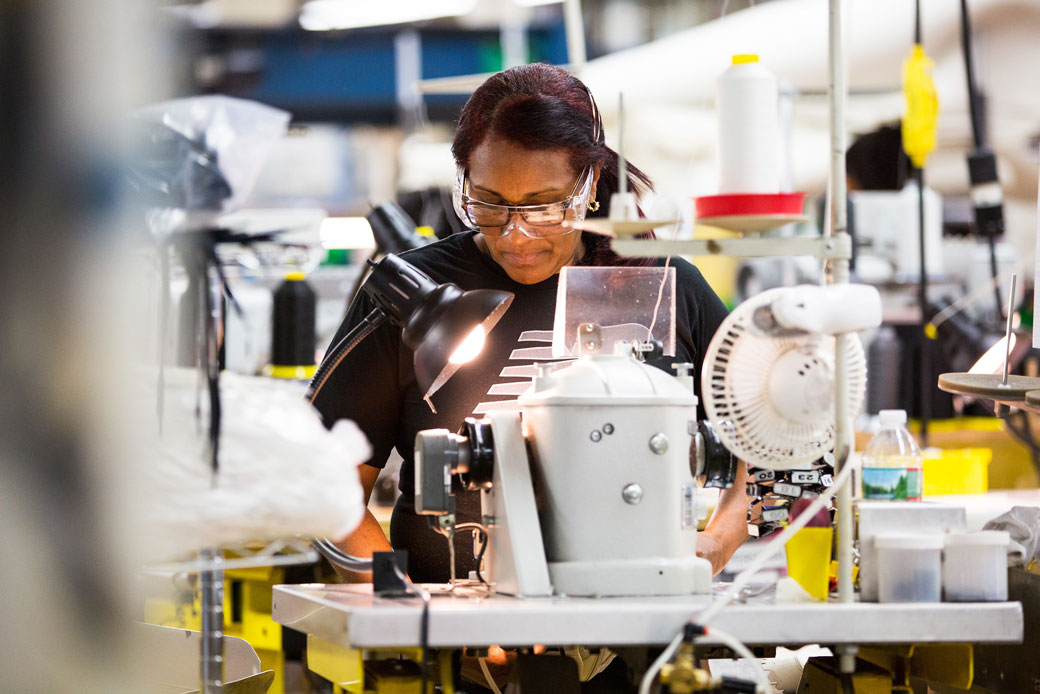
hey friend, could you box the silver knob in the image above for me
[649,433,669,455]
[622,483,644,505]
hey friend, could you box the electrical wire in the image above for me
[393,564,431,694]
[455,522,490,585]
[637,625,771,694]
[959,0,1004,317]
[638,631,685,694]
[313,537,374,573]
[708,626,772,694]
[478,657,504,694]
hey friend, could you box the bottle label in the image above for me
[906,467,923,501]
[862,465,910,500]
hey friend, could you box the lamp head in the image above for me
[363,254,513,397]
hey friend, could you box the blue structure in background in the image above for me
[239,23,568,123]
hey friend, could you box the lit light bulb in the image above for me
[449,325,485,364]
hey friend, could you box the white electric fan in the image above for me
[701,285,880,470]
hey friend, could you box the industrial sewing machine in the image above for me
[411,266,882,599]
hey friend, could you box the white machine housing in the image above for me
[478,350,713,597]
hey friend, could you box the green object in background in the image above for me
[323,248,351,265]
[1017,287,1033,331]
[477,38,504,73]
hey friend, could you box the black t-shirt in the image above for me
[312,231,729,582]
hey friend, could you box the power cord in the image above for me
[392,564,431,694]
[455,521,490,585]
[478,656,503,694]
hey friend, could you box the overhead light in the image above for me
[300,0,477,31]
[319,217,375,250]
[512,0,563,6]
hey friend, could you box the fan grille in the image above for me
[703,288,867,470]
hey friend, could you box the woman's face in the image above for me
[467,137,597,285]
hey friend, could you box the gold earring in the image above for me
[588,200,600,212]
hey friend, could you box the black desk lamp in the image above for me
[308,253,513,404]
[308,253,512,576]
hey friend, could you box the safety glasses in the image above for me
[452,166,593,238]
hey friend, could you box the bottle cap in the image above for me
[879,409,907,427]
[732,54,759,65]
[284,271,306,281]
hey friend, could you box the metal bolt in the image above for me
[649,433,669,454]
[622,483,643,505]
[590,430,602,442]
[603,423,614,435]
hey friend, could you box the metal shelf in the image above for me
[612,234,851,260]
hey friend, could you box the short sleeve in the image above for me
[309,292,404,469]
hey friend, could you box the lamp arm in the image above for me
[305,307,388,574]
[306,307,387,404]
[313,537,374,573]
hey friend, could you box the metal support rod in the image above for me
[916,167,931,447]
[563,0,586,72]
[827,0,854,608]
[200,548,225,693]
[612,234,852,260]
[1002,273,1018,386]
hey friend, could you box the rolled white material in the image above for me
[134,368,369,563]
[717,55,779,194]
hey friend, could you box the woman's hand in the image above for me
[696,529,733,577]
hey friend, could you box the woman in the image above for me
[312,63,748,585]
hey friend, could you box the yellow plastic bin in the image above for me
[922,448,991,496]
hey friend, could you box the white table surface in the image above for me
[272,583,1023,649]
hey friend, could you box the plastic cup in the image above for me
[943,531,1010,602]
[875,533,943,603]
[785,527,833,601]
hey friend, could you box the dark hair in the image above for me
[452,63,655,266]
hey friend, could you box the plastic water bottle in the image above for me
[862,409,923,501]
[716,53,779,194]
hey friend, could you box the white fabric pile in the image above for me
[132,368,369,563]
